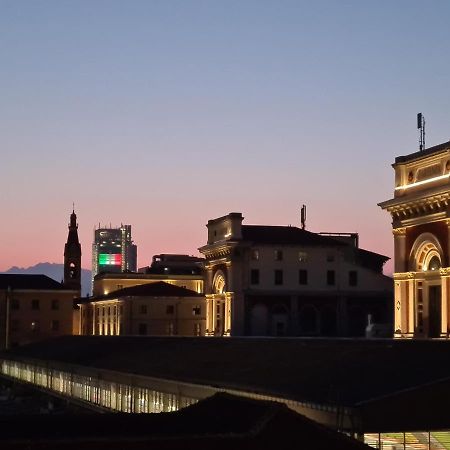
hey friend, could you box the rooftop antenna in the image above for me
[300,204,307,230]
[417,113,426,151]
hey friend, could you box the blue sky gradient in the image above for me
[1,1,450,273]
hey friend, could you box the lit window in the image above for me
[251,249,260,261]
[298,251,308,262]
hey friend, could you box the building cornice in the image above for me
[199,241,239,260]
[379,186,450,211]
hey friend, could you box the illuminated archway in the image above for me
[212,270,226,294]
[409,233,444,272]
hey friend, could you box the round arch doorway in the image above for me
[410,234,444,338]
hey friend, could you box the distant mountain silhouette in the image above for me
[2,263,91,296]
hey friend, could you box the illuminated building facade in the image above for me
[92,254,204,296]
[199,212,392,337]
[379,140,450,338]
[78,282,205,336]
[91,225,137,286]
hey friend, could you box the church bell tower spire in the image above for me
[64,206,82,293]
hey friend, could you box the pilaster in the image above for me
[393,228,407,273]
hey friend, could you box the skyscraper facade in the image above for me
[92,225,137,286]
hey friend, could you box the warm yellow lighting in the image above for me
[395,173,450,190]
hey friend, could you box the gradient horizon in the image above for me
[2,1,450,275]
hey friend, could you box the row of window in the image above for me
[11,319,60,332]
[251,250,336,263]
[139,305,202,316]
[250,269,358,286]
[11,299,60,311]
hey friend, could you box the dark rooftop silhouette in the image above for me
[5,336,450,408]
[0,393,372,450]
[0,274,66,290]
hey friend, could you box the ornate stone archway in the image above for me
[205,269,232,337]
[409,233,444,272]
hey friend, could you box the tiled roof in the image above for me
[89,281,203,301]
[241,225,347,247]
[0,274,65,290]
[395,140,450,164]
[241,225,389,268]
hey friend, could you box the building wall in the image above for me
[380,143,450,339]
[80,296,206,337]
[200,213,392,337]
[244,246,391,292]
[0,288,77,349]
[93,275,204,297]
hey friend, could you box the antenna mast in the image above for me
[300,204,307,230]
[417,113,426,151]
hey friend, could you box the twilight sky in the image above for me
[1,0,450,274]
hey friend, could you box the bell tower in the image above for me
[64,207,82,294]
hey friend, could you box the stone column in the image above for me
[224,293,232,336]
[393,279,402,337]
[407,275,416,336]
[205,295,214,336]
[205,267,213,295]
[393,228,407,273]
[440,269,449,337]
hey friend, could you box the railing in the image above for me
[365,431,450,449]
[0,359,197,413]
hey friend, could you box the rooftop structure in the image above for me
[77,282,205,337]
